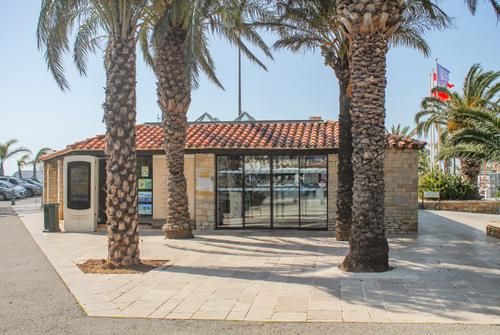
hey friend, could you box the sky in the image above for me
[1,1,500,176]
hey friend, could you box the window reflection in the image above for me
[273,156,299,228]
[300,156,327,229]
[244,156,271,228]
[216,154,328,230]
[217,156,243,227]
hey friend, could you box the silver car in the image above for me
[0,177,40,197]
[0,186,13,201]
[0,181,26,198]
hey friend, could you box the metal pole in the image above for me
[435,58,438,85]
[429,72,434,171]
[436,123,441,171]
[238,47,242,116]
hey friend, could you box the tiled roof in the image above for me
[40,120,426,161]
[386,134,427,149]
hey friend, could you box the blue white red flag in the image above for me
[437,63,450,87]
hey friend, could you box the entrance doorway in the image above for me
[216,154,327,230]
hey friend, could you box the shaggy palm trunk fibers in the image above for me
[104,34,140,266]
[460,158,481,200]
[334,62,353,241]
[340,33,390,272]
[157,29,194,239]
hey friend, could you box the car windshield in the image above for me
[0,181,15,188]
[11,178,25,184]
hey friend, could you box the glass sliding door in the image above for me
[273,155,299,228]
[216,154,328,230]
[244,156,271,228]
[217,156,243,228]
[300,156,328,229]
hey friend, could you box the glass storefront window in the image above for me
[300,156,327,229]
[244,156,271,228]
[217,156,243,227]
[215,154,328,230]
[273,156,299,228]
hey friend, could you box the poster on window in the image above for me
[138,191,152,203]
[138,179,152,190]
[141,166,149,177]
[138,203,152,215]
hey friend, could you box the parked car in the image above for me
[0,181,26,198]
[0,186,13,201]
[0,177,41,197]
[23,179,43,189]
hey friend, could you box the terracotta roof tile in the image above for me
[40,120,426,161]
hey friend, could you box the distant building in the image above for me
[12,170,43,181]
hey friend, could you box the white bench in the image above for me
[421,191,441,209]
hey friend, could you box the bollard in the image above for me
[10,190,15,205]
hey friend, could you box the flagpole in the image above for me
[430,69,435,171]
[435,58,441,171]
[429,72,432,171]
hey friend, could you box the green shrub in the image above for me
[419,170,475,200]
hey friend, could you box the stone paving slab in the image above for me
[13,204,500,324]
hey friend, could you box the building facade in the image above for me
[41,119,424,234]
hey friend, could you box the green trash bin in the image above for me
[43,202,60,232]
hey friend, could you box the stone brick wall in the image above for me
[43,163,48,203]
[486,222,500,239]
[383,148,419,234]
[194,153,215,231]
[421,200,499,214]
[44,161,59,204]
[43,159,64,219]
[328,149,419,234]
[57,159,64,220]
[327,154,338,231]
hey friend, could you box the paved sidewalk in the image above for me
[12,202,500,324]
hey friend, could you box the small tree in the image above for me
[418,149,431,177]
[30,147,52,180]
[0,139,30,176]
[17,154,31,179]
[386,124,416,138]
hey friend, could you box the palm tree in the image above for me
[0,139,31,176]
[335,0,409,272]
[416,64,500,198]
[30,148,52,181]
[386,124,417,137]
[463,0,500,21]
[267,0,451,242]
[38,0,149,266]
[437,109,500,164]
[17,154,31,180]
[141,0,273,239]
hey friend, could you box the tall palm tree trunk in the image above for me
[460,158,481,199]
[340,33,390,272]
[334,61,353,241]
[104,33,140,266]
[157,28,194,239]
